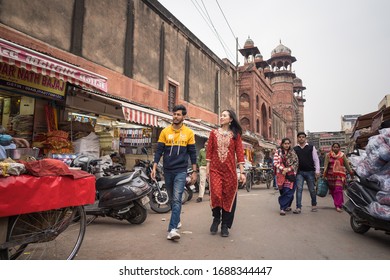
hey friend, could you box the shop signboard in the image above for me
[0,62,66,100]
[0,38,108,92]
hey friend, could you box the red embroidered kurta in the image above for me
[206,129,245,212]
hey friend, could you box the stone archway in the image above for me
[240,117,250,132]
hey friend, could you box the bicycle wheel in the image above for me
[6,206,86,260]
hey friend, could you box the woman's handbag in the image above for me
[276,172,285,187]
[285,174,296,183]
[316,177,329,197]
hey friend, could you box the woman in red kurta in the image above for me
[206,109,245,237]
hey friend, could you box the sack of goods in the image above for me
[316,177,329,197]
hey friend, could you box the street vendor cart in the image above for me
[0,169,95,260]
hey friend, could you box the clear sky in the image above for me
[158,0,390,132]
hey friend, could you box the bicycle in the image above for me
[0,206,87,260]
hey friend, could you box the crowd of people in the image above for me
[148,104,356,240]
[273,132,354,216]
[2,104,353,242]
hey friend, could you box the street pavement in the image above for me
[76,184,390,260]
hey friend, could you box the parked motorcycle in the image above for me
[134,159,171,213]
[71,155,151,224]
[134,158,194,212]
[343,175,390,235]
[184,168,195,202]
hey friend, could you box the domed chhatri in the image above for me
[244,36,255,48]
[255,53,263,60]
[271,40,292,57]
[293,77,302,87]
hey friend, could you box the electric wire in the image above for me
[189,0,235,61]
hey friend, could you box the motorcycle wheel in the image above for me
[127,202,147,224]
[350,216,370,234]
[266,173,272,189]
[149,189,171,213]
[182,188,190,204]
[185,185,193,201]
[246,173,252,192]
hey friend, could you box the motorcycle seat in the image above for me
[96,172,135,190]
[359,177,381,192]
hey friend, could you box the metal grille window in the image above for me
[168,83,177,112]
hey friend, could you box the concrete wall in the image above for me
[83,0,127,73]
[0,0,74,51]
[0,0,236,125]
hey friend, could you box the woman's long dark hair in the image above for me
[223,109,242,139]
[280,138,292,155]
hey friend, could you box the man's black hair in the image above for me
[172,104,187,116]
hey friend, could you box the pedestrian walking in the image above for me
[196,140,208,202]
[151,105,197,241]
[293,132,320,214]
[206,109,245,237]
[273,138,299,215]
[323,143,354,212]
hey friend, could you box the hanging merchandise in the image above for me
[119,127,151,155]
[45,104,58,131]
[45,130,73,155]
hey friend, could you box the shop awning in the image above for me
[69,86,214,131]
[259,140,277,150]
[242,141,253,150]
[0,38,107,92]
[122,106,159,127]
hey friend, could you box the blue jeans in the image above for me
[295,171,317,209]
[164,171,187,231]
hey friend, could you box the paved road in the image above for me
[76,184,390,260]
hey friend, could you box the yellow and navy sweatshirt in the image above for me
[153,124,197,173]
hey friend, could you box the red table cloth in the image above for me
[0,174,96,217]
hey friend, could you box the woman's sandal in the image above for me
[280,210,286,216]
[285,207,292,212]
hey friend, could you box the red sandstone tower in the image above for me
[266,41,306,143]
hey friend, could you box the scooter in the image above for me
[343,175,390,235]
[71,155,151,224]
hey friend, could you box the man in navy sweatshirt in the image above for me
[151,105,197,241]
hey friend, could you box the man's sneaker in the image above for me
[167,229,180,240]
[177,222,182,229]
[210,218,220,235]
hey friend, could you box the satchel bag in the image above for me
[276,172,285,187]
[316,177,329,197]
